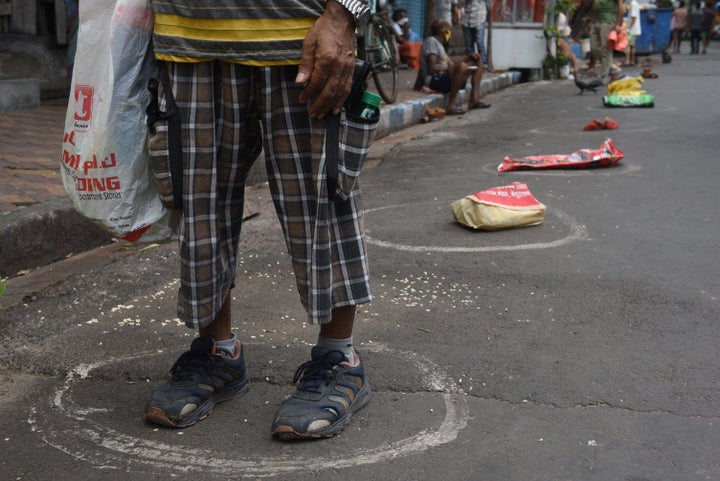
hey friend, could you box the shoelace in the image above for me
[169,350,216,384]
[291,354,342,394]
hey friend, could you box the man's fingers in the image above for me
[296,9,355,117]
[305,59,341,118]
[296,30,317,95]
[301,61,330,109]
[323,54,354,116]
[330,66,354,115]
[306,50,354,118]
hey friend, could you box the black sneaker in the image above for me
[144,336,250,428]
[271,346,371,439]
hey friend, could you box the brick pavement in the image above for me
[0,98,67,212]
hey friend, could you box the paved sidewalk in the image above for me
[0,98,68,212]
[0,67,520,276]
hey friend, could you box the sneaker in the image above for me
[271,346,371,440]
[144,336,250,428]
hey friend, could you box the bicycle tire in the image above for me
[364,19,398,104]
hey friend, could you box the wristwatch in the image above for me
[334,0,371,26]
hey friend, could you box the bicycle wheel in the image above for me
[364,19,398,104]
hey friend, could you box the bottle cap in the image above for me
[361,91,382,108]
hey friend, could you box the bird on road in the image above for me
[574,77,604,94]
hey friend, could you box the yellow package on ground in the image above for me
[608,76,645,95]
[451,182,546,230]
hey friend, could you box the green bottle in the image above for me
[358,91,381,120]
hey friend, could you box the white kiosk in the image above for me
[489,0,546,70]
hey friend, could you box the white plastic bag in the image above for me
[60,0,177,242]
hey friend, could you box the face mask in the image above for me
[443,30,451,43]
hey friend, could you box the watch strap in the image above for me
[334,0,371,26]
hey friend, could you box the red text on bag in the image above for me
[74,84,94,131]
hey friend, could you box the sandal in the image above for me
[447,106,465,115]
[468,101,491,109]
[421,86,442,94]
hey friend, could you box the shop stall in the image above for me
[489,0,546,70]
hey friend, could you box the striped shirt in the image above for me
[151,0,326,65]
[461,0,487,28]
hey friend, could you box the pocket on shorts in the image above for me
[335,110,379,201]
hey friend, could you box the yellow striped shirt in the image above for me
[151,0,326,65]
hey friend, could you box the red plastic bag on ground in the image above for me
[497,139,624,172]
[451,182,546,230]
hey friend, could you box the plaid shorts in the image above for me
[151,62,372,329]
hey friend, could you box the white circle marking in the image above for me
[365,204,588,252]
[28,344,469,477]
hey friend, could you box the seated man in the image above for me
[392,8,422,68]
[420,19,490,114]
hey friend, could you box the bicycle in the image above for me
[357,12,399,104]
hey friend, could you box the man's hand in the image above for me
[464,52,481,64]
[296,0,356,119]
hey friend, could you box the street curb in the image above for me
[0,71,522,278]
[0,197,112,278]
[376,71,521,139]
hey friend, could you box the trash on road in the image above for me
[421,107,446,123]
[603,76,654,108]
[607,76,646,95]
[497,139,624,172]
[583,117,619,131]
[641,67,659,79]
[603,93,655,107]
[451,182,546,231]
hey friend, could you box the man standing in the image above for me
[688,2,704,54]
[462,0,489,67]
[625,0,642,66]
[672,1,689,53]
[144,0,375,440]
[420,19,490,114]
[436,0,460,24]
[701,2,716,54]
[590,0,624,82]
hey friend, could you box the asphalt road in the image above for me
[1,50,719,480]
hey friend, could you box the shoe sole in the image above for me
[145,377,250,428]
[272,382,372,440]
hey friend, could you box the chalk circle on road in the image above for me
[481,162,642,177]
[364,203,588,253]
[27,344,468,478]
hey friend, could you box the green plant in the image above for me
[542,54,557,79]
[543,0,577,80]
[549,0,577,17]
[542,50,569,79]
[555,51,568,67]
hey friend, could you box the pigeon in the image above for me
[574,77,604,94]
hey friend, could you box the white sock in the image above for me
[317,335,354,364]
[214,334,237,357]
